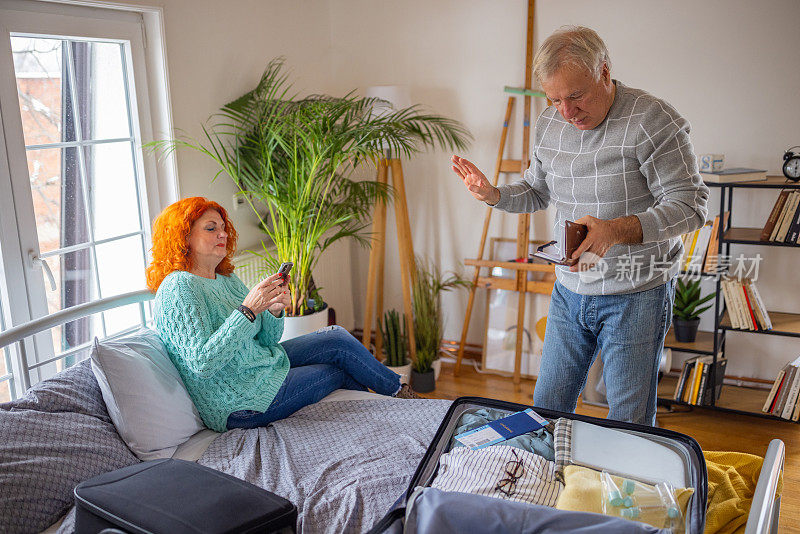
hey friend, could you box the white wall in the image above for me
[328,0,800,380]
[109,0,799,380]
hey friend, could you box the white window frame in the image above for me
[0,0,178,395]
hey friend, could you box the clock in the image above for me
[783,146,800,182]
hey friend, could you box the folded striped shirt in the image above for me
[431,445,562,507]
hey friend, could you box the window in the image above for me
[0,1,176,399]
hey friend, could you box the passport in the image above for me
[454,408,550,449]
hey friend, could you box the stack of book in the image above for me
[673,355,727,406]
[721,277,772,331]
[700,168,766,184]
[680,212,729,273]
[763,356,800,420]
[761,189,800,244]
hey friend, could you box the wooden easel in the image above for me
[361,158,417,362]
[453,0,552,389]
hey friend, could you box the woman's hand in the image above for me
[242,274,289,316]
[266,274,291,317]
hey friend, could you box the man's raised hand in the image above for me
[451,155,500,205]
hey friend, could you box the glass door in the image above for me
[0,2,168,396]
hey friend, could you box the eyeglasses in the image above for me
[494,449,525,497]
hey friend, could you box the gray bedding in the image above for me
[197,398,451,534]
[0,361,139,534]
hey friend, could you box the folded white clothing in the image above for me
[431,445,562,507]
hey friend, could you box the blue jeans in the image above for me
[226,325,402,429]
[533,279,674,426]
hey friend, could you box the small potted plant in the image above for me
[673,278,715,342]
[412,257,470,385]
[380,309,412,385]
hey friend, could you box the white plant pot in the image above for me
[383,361,412,385]
[279,307,329,342]
[433,358,442,381]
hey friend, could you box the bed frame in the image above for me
[0,290,786,534]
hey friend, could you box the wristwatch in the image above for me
[237,304,256,322]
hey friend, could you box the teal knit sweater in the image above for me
[154,270,289,432]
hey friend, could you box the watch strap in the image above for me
[238,304,256,322]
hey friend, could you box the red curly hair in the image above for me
[145,197,239,292]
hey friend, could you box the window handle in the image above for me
[28,251,57,291]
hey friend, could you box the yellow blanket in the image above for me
[703,450,783,534]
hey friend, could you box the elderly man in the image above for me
[452,26,709,425]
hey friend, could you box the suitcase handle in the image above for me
[99,530,127,534]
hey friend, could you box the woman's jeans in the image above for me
[226,326,402,429]
[533,279,674,426]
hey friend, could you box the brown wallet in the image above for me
[531,220,588,266]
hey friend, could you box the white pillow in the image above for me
[90,328,205,460]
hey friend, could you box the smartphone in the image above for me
[277,262,293,286]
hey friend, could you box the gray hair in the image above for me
[533,26,611,82]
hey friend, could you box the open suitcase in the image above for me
[370,396,708,534]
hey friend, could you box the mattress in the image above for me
[39,389,389,534]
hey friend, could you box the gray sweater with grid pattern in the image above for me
[494,81,709,295]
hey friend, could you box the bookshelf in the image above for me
[659,175,800,421]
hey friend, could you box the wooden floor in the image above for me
[422,361,800,533]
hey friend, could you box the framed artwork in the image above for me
[481,238,554,379]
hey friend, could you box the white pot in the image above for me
[433,358,442,381]
[383,361,412,385]
[279,307,329,342]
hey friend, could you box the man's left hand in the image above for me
[569,215,643,272]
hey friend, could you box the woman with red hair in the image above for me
[148,197,419,433]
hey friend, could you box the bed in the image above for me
[0,290,451,534]
[0,290,786,534]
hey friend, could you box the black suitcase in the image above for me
[74,458,297,534]
[370,396,708,534]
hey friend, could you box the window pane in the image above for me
[11,37,67,146]
[96,235,146,335]
[26,146,91,255]
[82,41,131,140]
[0,379,10,404]
[39,248,99,373]
[86,141,141,240]
[42,248,97,315]
[95,234,145,298]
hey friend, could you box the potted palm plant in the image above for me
[411,257,470,390]
[380,309,412,385]
[149,58,470,338]
[673,278,715,342]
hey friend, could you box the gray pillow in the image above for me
[0,361,140,534]
[6,359,110,421]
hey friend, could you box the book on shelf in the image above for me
[673,355,726,406]
[700,168,767,184]
[703,357,727,406]
[739,282,759,331]
[785,193,800,244]
[761,190,792,241]
[774,191,800,242]
[687,223,713,272]
[703,212,729,273]
[763,368,786,413]
[781,366,800,420]
[772,363,797,417]
[721,277,772,331]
